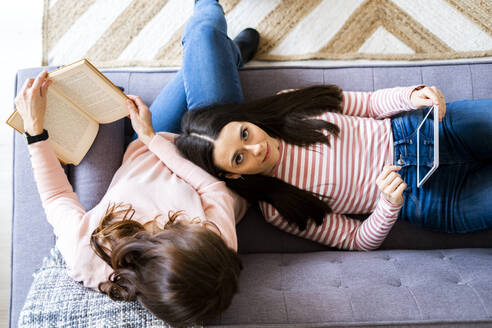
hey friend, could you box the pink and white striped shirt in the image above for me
[259,86,420,251]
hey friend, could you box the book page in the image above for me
[49,60,128,124]
[45,88,99,165]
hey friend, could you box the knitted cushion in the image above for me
[18,248,175,328]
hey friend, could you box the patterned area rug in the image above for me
[43,0,492,68]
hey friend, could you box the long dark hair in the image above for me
[175,86,343,231]
[91,203,242,327]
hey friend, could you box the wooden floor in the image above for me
[0,1,43,325]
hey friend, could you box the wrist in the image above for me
[382,194,403,207]
[25,126,44,136]
[140,131,156,146]
[409,85,425,108]
[25,121,44,136]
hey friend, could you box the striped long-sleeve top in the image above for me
[259,86,421,251]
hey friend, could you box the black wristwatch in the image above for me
[25,129,49,144]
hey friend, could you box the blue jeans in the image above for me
[391,99,492,233]
[131,0,243,138]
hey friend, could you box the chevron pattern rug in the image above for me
[43,0,492,68]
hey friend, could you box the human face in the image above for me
[213,121,280,178]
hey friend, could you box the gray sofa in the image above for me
[10,62,492,327]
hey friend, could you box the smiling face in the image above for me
[212,121,280,178]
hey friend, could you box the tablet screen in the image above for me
[417,106,439,188]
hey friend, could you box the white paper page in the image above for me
[49,61,128,123]
[45,88,99,164]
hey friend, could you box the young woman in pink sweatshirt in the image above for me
[14,0,259,326]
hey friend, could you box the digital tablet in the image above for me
[417,105,439,188]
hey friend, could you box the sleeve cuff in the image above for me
[377,195,403,218]
[147,133,161,149]
[148,134,186,176]
[405,85,426,110]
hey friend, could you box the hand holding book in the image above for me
[7,59,130,165]
[126,95,156,147]
[14,70,52,136]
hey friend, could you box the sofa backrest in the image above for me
[11,62,492,327]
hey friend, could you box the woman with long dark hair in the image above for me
[176,84,492,251]
[15,0,259,326]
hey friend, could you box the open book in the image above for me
[6,58,129,165]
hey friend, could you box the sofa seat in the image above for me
[214,249,492,326]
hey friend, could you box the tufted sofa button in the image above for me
[388,279,402,287]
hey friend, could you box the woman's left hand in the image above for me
[410,85,446,122]
[15,70,52,135]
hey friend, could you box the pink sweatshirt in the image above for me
[260,86,420,251]
[28,132,247,290]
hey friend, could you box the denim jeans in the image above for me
[131,0,243,138]
[391,99,492,233]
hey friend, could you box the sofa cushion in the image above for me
[20,247,492,327]
[212,248,492,326]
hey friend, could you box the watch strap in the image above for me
[25,129,49,144]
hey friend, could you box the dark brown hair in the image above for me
[175,85,343,231]
[90,203,242,327]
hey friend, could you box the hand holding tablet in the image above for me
[417,105,440,187]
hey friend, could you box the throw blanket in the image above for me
[19,248,176,327]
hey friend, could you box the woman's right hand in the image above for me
[126,95,156,146]
[376,165,407,206]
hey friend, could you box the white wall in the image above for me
[0,0,43,324]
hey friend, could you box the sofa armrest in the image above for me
[10,68,56,328]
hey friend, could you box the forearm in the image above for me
[148,133,219,191]
[29,141,77,203]
[342,86,422,118]
[260,202,375,251]
[354,197,402,251]
[28,140,85,228]
[200,185,239,251]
